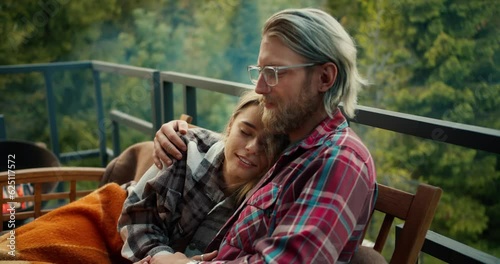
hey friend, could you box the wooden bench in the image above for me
[0,115,443,263]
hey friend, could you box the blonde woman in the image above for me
[118,91,288,263]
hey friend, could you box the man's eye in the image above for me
[240,129,250,136]
[276,70,286,76]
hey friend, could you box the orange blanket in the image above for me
[0,183,129,264]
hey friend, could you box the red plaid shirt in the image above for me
[206,110,377,263]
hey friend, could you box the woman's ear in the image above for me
[225,118,234,136]
[318,62,337,92]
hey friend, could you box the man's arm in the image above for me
[153,120,190,169]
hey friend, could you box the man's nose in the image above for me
[254,75,270,94]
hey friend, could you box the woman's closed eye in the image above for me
[240,129,251,136]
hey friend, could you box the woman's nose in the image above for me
[245,139,260,154]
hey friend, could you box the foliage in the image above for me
[328,0,500,258]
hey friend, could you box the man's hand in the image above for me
[148,252,204,264]
[141,250,217,264]
[153,120,190,169]
[133,255,151,264]
[192,250,218,262]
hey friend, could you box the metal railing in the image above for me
[0,61,499,262]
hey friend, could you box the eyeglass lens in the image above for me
[249,67,277,86]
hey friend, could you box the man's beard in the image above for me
[260,80,322,134]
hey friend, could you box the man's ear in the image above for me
[318,62,337,92]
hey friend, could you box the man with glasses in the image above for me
[151,8,377,264]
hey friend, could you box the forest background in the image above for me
[0,0,498,262]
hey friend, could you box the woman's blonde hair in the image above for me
[223,90,289,204]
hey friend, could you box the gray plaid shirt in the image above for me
[118,128,234,262]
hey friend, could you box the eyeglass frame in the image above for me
[247,63,317,87]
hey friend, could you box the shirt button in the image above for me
[177,223,184,235]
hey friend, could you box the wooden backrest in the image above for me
[0,167,105,232]
[372,183,442,264]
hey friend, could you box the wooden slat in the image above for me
[70,180,77,202]
[8,190,95,203]
[373,214,395,252]
[34,183,42,218]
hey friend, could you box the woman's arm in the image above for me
[121,128,222,262]
[118,165,178,262]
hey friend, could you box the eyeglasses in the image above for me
[247,63,316,87]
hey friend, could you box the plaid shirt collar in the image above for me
[284,108,348,154]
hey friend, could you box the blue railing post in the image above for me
[43,70,60,159]
[92,69,108,167]
[111,120,121,156]
[184,85,197,124]
[0,115,6,140]
[151,71,162,136]
[162,81,174,124]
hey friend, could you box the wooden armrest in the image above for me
[0,167,105,231]
[0,167,105,184]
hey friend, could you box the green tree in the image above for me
[0,0,156,159]
[329,0,500,258]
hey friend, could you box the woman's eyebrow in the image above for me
[241,121,257,129]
